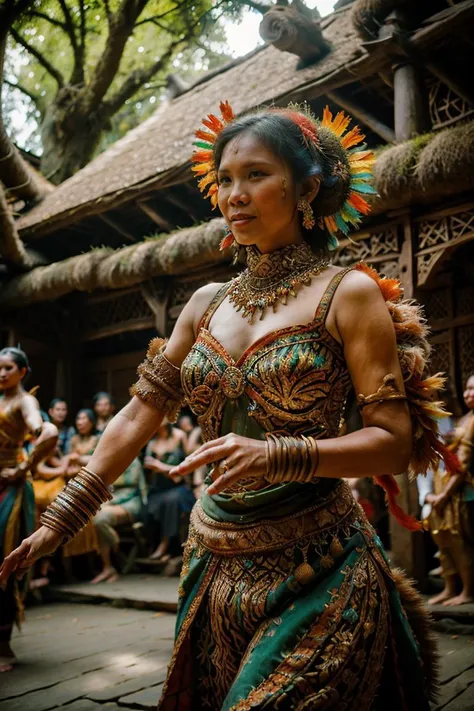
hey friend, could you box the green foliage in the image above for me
[4,0,250,156]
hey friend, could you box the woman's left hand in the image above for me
[168,434,267,495]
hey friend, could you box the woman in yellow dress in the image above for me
[0,347,57,672]
[0,103,456,707]
[426,373,474,606]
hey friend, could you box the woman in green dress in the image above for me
[0,103,455,707]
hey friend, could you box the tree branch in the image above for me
[57,0,85,85]
[0,184,34,270]
[83,0,146,111]
[100,42,177,118]
[135,0,190,26]
[10,28,65,87]
[4,78,40,104]
[28,10,68,31]
[0,0,36,35]
[238,0,272,15]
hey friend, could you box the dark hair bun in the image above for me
[312,126,351,217]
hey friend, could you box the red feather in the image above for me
[273,109,319,145]
[219,232,235,250]
[375,475,423,532]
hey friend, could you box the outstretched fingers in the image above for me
[169,442,229,477]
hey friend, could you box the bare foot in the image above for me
[0,660,15,673]
[443,593,474,606]
[105,572,120,584]
[150,546,168,560]
[0,646,16,673]
[90,567,118,584]
[427,589,456,605]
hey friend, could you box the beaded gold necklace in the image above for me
[228,242,329,322]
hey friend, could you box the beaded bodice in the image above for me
[181,269,353,448]
[0,400,28,469]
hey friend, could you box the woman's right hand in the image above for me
[0,527,63,584]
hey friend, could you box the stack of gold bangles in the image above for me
[265,433,319,484]
[40,467,112,541]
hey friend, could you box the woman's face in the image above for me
[49,401,68,425]
[179,416,193,434]
[463,376,474,410]
[217,133,303,253]
[94,397,113,419]
[76,411,94,435]
[0,356,26,391]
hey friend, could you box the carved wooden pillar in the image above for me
[393,62,428,141]
[398,212,415,298]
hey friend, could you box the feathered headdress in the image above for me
[318,106,377,241]
[192,100,376,251]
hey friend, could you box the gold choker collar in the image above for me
[228,243,329,322]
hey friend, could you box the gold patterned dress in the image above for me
[0,399,35,638]
[157,272,435,711]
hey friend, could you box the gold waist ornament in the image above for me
[192,480,357,557]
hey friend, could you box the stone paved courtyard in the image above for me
[0,600,473,710]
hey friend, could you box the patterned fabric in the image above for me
[0,402,35,631]
[158,272,433,711]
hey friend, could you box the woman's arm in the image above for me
[0,284,221,582]
[19,394,58,474]
[35,459,68,480]
[316,269,412,477]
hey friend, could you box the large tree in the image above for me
[5,0,269,183]
[0,0,47,271]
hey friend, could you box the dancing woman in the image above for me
[0,103,455,707]
[0,347,57,672]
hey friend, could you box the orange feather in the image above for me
[348,192,371,215]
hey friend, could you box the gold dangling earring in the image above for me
[297,199,315,230]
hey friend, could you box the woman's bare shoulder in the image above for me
[330,266,382,306]
[190,281,229,331]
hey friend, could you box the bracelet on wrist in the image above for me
[264,433,319,485]
[40,466,112,541]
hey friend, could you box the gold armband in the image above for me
[130,337,184,423]
[264,433,319,485]
[356,373,406,410]
[40,467,112,541]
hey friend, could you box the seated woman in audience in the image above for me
[93,392,115,434]
[48,398,75,455]
[144,421,194,562]
[67,409,100,477]
[59,409,101,560]
[426,374,474,606]
[91,457,147,584]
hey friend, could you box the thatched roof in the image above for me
[17,6,375,239]
[3,119,474,311]
[370,119,474,214]
[0,219,228,310]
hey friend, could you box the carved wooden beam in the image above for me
[327,90,395,143]
[136,200,173,232]
[140,279,170,336]
[259,1,330,68]
[98,213,135,243]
